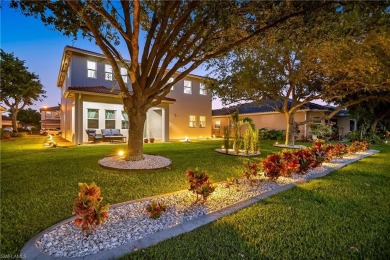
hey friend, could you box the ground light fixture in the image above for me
[118,150,125,156]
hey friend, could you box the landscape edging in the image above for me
[21,150,379,260]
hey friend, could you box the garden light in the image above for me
[118,150,124,156]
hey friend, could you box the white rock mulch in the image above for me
[37,150,375,258]
[215,148,261,157]
[98,154,172,170]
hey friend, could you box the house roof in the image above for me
[40,106,60,112]
[57,46,208,87]
[212,100,332,116]
[2,115,12,121]
[67,86,176,102]
[0,105,6,112]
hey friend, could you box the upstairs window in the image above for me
[199,116,206,128]
[168,78,175,90]
[121,111,129,129]
[87,60,97,78]
[87,109,99,128]
[121,67,128,83]
[189,115,196,128]
[46,111,52,118]
[184,80,192,94]
[105,110,116,129]
[105,64,113,81]
[55,111,60,118]
[200,83,207,95]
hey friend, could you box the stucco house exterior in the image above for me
[212,101,355,140]
[57,46,212,144]
[40,106,61,130]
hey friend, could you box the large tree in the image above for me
[11,0,337,160]
[8,108,41,129]
[0,50,46,132]
[207,4,390,145]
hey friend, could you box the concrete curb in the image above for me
[21,150,379,260]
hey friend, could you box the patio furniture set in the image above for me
[86,129,126,143]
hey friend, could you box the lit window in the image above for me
[105,110,116,129]
[121,67,127,83]
[199,116,206,128]
[214,120,221,129]
[87,60,97,78]
[87,109,99,129]
[313,117,322,124]
[184,80,192,94]
[121,111,129,129]
[46,111,52,118]
[200,83,207,95]
[55,111,60,118]
[105,64,113,81]
[168,78,174,90]
[189,115,196,128]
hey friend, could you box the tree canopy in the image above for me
[0,49,46,131]
[11,0,339,160]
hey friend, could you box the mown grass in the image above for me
[124,144,390,259]
[0,136,275,255]
[1,137,389,258]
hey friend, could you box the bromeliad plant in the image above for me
[243,161,259,185]
[146,200,168,219]
[186,168,215,203]
[72,182,110,236]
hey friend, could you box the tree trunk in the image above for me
[125,108,147,161]
[370,118,380,135]
[285,112,295,146]
[11,108,19,132]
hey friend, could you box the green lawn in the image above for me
[1,136,389,258]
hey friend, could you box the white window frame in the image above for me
[105,64,113,81]
[199,116,206,128]
[168,77,175,90]
[121,67,128,83]
[200,83,207,95]
[105,110,116,129]
[189,115,196,128]
[87,109,99,129]
[184,80,192,94]
[87,60,97,78]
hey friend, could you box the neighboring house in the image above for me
[57,46,212,144]
[212,101,355,140]
[0,105,6,129]
[1,115,21,129]
[40,106,61,130]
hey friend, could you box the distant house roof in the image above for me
[67,86,176,102]
[212,100,332,116]
[2,115,12,121]
[0,105,6,112]
[40,106,60,112]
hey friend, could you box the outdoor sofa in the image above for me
[101,129,126,143]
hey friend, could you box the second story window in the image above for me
[199,116,206,128]
[189,115,196,128]
[184,80,192,94]
[105,110,116,129]
[200,83,207,95]
[121,67,128,83]
[55,111,60,118]
[46,111,52,118]
[105,64,113,81]
[87,60,97,78]
[168,78,174,90]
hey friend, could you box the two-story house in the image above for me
[57,46,212,144]
[40,105,61,130]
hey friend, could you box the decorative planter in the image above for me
[149,138,155,143]
[144,138,149,143]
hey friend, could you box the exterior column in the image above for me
[163,105,169,142]
[74,93,83,145]
[161,108,166,142]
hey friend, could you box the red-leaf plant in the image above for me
[293,148,316,174]
[311,141,328,166]
[360,140,370,151]
[72,182,110,236]
[186,169,215,203]
[330,143,348,159]
[243,161,259,185]
[262,154,286,181]
[280,150,300,177]
[146,200,168,219]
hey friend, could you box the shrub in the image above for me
[259,128,284,140]
[186,169,215,202]
[329,143,348,159]
[72,182,110,236]
[10,132,27,138]
[294,148,316,174]
[223,126,230,153]
[360,140,370,151]
[1,129,11,140]
[243,128,252,155]
[243,161,259,185]
[262,154,286,181]
[345,131,359,142]
[280,150,300,177]
[146,201,168,219]
[251,128,260,153]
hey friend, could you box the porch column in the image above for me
[74,93,83,145]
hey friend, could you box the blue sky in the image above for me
[1,3,221,111]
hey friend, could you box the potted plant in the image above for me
[149,137,155,143]
[309,123,321,140]
[144,138,149,143]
